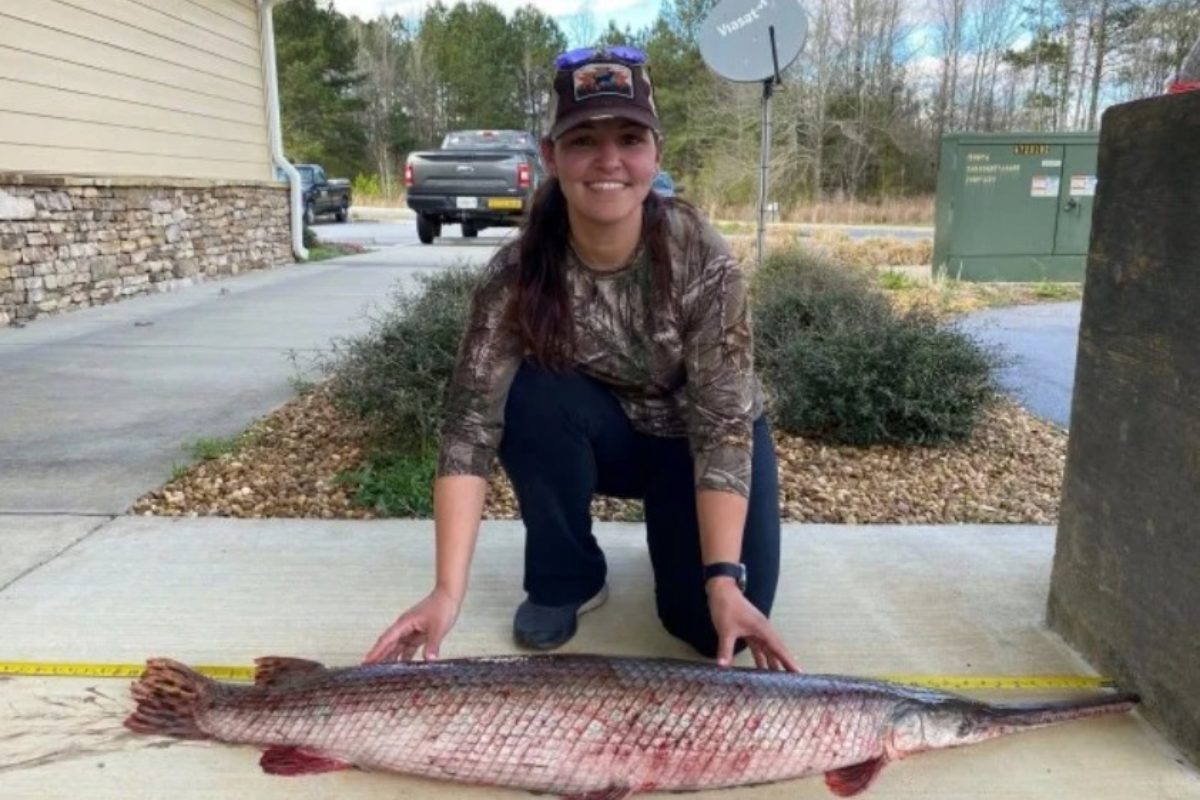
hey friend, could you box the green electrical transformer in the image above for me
[932,132,1099,282]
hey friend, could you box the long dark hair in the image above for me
[505,177,677,370]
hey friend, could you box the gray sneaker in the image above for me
[513,583,609,650]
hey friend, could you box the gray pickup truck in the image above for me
[404,130,542,244]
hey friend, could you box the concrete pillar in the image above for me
[1048,90,1200,766]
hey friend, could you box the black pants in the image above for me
[498,361,782,658]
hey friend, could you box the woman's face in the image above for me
[542,119,662,228]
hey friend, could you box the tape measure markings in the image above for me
[0,661,1113,690]
[0,661,255,681]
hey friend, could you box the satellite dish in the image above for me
[698,0,809,83]
[698,0,810,266]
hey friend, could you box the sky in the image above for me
[327,0,663,44]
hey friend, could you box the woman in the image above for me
[366,46,798,672]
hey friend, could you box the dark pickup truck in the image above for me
[404,130,542,244]
[279,164,351,224]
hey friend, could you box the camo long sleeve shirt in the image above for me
[436,206,765,498]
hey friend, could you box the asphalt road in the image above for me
[955,301,1082,429]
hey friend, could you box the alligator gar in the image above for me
[125,653,1136,797]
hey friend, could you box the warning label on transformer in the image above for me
[1031,175,1061,197]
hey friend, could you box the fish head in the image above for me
[888,699,991,757]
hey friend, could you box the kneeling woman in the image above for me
[366,47,798,673]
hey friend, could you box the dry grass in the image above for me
[352,191,408,208]
[727,230,1082,319]
[727,229,930,271]
[708,196,934,226]
[805,230,932,268]
[888,279,1083,317]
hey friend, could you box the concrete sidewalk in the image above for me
[0,246,492,516]
[1,518,1196,798]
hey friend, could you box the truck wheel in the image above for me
[303,202,315,226]
[461,221,479,238]
[335,204,348,223]
[416,213,438,245]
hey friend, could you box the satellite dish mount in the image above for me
[698,0,809,265]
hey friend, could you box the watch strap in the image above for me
[703,562,746,589]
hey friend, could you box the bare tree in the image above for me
[354,15,405,194]
[933,0,967,139]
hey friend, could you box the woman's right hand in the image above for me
[363,587,461,664]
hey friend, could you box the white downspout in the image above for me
[259,0,307,260]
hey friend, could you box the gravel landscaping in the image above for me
[133,385,1067,524]
[131,235,1076,525]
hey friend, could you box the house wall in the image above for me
[0,0,274,181]
[0,1,295,326]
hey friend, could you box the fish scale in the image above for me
[126,653,1137,798]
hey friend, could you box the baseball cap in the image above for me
[548,46,662,140]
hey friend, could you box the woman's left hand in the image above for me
[706,579,801,672]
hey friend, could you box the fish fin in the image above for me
[561,788,634,800]
[253,656,327,688]
[124,658,214,740]
[259,746,352,775]
[825,757,887,797]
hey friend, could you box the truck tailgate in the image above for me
[409,150,525,195]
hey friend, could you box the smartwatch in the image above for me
[703,562,747,592]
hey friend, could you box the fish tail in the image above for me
[124,658,214,740]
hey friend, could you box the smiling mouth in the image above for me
[585,182,628,192]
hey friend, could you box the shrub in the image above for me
[752,246,999,445]
[302,225,318,249]
[752,246,892,380]
[320,268,479,451]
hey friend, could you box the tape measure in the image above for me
[0,661,256,682]
[0,661,1113,690]
[878,674,1114,691]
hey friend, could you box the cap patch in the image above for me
[573,63,635,102]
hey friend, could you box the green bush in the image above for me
[753,246,892,380]
[302,225,318,249]
[752,246,999,445]
[320,268,479,451]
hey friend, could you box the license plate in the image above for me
[487,197,523,210]
[456,197,478,210]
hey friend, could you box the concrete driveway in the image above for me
[0,230,504,515]
[956,301,1083,428]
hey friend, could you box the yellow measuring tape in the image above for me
[0,661,256,682]
[0,661,1113,690]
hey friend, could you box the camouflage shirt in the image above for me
[437,206,765,498]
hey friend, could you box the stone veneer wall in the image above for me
[0,174,294,326]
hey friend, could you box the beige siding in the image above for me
[0,0,275,181]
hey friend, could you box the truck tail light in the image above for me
[404,161,414,188]
[517,162,531,189]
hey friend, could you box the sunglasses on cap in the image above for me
[554,45,647,70]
